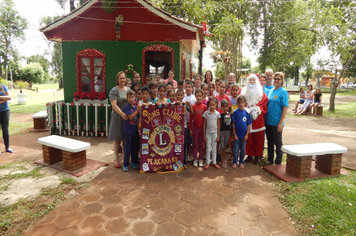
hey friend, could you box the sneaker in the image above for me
[198,160,204,167]
[131,163,139,170]
[213,164,220,169]
[123,166,128,172]
[193,159,198,167]
[204,164,210,169]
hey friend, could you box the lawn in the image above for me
[278,171,356,235]
[7,85,64,136]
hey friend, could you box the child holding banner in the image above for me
[123,89,141,172]
[189,89,207,167]
[203,97,221,169]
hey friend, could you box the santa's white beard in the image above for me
[241,83,263,107]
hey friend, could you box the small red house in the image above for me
[41,0,205,102]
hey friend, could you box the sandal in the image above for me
[204,164,210,169]
[115,164,121,168]
[232,164,237,169]
[225,148,232,154]
[213,164,220,169]
[222,163,228,168]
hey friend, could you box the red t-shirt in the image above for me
[215,94,231,113]
[189,102,207,130]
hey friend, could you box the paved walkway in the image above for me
[24,161,298,236]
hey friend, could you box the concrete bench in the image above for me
[38,135,91,171]
[32,111,48,131]
[281,143,347,178]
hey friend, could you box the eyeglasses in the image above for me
[274,78,282,81]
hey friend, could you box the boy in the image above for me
[123,89,141,172]
[145,76,152,85]
[148,81,158,103]
[177,79,185,91]
[220,99,231,168]
[214,78,221,96]
[134,86,143,106]
[215,81,231,114]
[176,89,192,169]
[193,75,202,95]
[232,95,251,169]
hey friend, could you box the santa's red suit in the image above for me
[246,88,268,157]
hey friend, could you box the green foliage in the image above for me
[26,54,50,73]
[19,62,45,87]
[61,178,76,185]
[0,0,28,79]
[280,172,356,235]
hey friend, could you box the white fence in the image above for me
[46,100,112,137]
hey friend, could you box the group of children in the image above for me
[119,71,252,172]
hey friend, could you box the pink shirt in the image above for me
[165,79,177,89]
[215,94,231,114]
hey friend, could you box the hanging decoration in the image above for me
[125,64,136,74]
[114,15,124,39]
[142,44,174,81]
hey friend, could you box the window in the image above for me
[76,49,106,94]
[149,64,165,75]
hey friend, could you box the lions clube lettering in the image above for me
[144,108,182,124]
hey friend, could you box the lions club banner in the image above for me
[140,104,185,173]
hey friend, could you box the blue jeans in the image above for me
[233,139,246,165]
[0,110,10,149]
[124,132,139,167]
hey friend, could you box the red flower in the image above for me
[100,103,103,107]
[89,104,93,107]
[46,103,49,106]
[52,103,55,106]
[61,103,64,106]
[71,102,74,106]
[100,120,104,123]
[90,120,92,123]
[53,119,55,122]
[80,103,84,106]
[81,119,84,122]
[71,119,74,121]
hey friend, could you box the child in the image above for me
[232,95,252,169]
[194,75,202,94]
[208,82,215,99]
[133,72,141,84]
[126,78,132,88]
[201,83,209,106]
[123,89,141,172]
[226,82,233,96]
[131,81,141,92]
[145,76,152,85]
[292,87,306,112]
[167,89,176,102]
[214,78,221,96]
[140,86,151,106]
[216,81,231,114]
[189,89,207,167]
[310,87,322,116]
[183,81,196,161]
[153,84,170,106]
[220,99,232,168]
[203,97,221,169]
[166,81,174,93]
[176,88,191,169]
[178,79,185,91]
[229,84,240,113]
[148,81,158,103]
[134,86,143,106]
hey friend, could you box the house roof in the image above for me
[40,0,205,51]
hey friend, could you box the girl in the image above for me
[295,84,313,116]
[292,87,305,112]
[108,71,130,168]
[229,84,240,113]
[201,83,209,106]
[167,89,176,103]
[126,78,132,88]
[133,72,141,84]
[310,87,322,116]
[153,84,171,106]
[203,97,221,169]
[208,82,215,99]
[189,89,207,167]
[131,81,141,92]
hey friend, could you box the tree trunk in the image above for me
[70,0,75,12]
[329,69,338,111]
[59,76,63,89]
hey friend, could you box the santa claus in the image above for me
[241,74,268,164]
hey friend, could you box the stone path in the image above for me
[24,163,298,236]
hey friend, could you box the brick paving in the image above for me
[24,163,298,236]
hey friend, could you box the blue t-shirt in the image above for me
[265,84,275,90]
[123,103,138,134]
[266,87,289,126]
[232,108,252,139]
[263,87,270,96]
[0,85,9,112]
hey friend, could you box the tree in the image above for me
[0,0,28,79]
[26,54,50,73]
[20,62,45,88]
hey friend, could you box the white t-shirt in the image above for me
[213,90,219,96]
[183,94,196,128]
[203,109,221,134]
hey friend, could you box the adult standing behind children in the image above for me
[165,70,177,89]
[259,73,270,95]
[241,74,268,165]
[265,69,275,90]
[264,72,288,166]
[204,70,213,84]
[108,71,130,168]
[0,79,13,154]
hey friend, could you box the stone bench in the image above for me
[38,135,91,171]
[281,143,347,178]
[32,111,48,131]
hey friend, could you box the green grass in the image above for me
[279,171,356,235]
[324,102,356,118]
[31,83,59,90]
